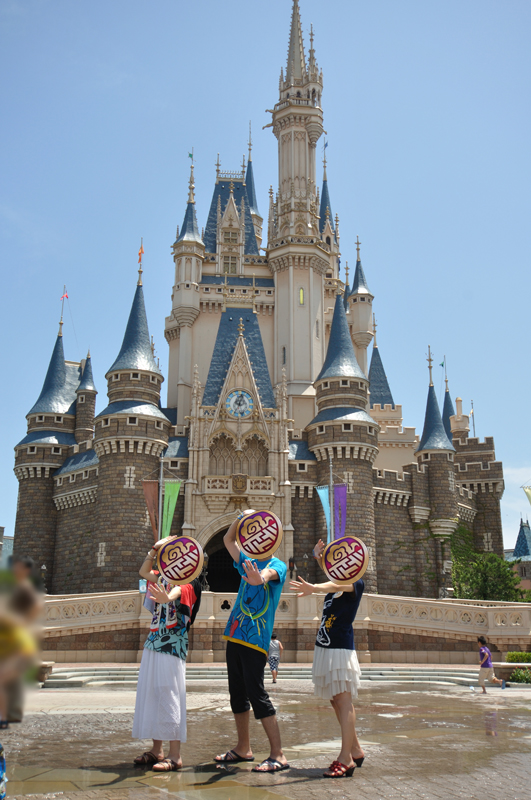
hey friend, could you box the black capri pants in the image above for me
[226,640,276,720]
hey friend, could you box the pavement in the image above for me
[2,671,531,800]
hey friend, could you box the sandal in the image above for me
[134,751,163,766]
[323,760,355,778]
[214,749,254,763]
[252,758,290,773]
[152,758,182,772]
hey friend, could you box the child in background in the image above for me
[268,633,284,683]
[477,636,505,694]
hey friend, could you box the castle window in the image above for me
[27,446,36,454]
[127,417,138,425]
[170,460,179,468]
[322,381,329,389]
[150,375,158,383]
[266,290,273,295]
[52,447,62,455]
[217,287,223,293]
[185,282,190,288]
[224,231,238,244]
[112,373,120,381]
[203,287,210,293]
[131,372,140,380]
[326,236,331,245]
[447,453,454,461]
[352,298,357,303]
[422,453,430,461]
[522,567,527,578]
[83,470,89,479]
[360,297,366,302]
[36,415,44,422]
[155,421,163,430]
[255,289,260,295]
[341,380,349,387]
[242,289,247,294]
[223,256,237,274]
[317,425,325,434]
[229,288,235,293]
[78,395,85,404]
[69,474,75,483]
[282,346,286,366]
[297,462,307,472]
[316,320,319,338]
[57,477,63,486]
[102,418,110,427]
[343,423,352,432]
[359,382,364,389]
[368,427,375,435]
[299,288,304,305]
[55,416,63,423]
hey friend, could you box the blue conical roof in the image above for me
[416,385,455,452]
[513,520,531,559]
[351,258,371,294]
[343,275,350,310]
[319,177,334,235]
[77,355,97,392]
[108,284,162,375]
[369,345,395,408]
[316,294,366,382]
[28,333,80,416]
[176,201,202,244]
[442,388,455,441]
[245,158,260,217]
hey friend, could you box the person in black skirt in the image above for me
[290,539,365,779]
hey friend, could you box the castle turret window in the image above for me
[78,395,85,404]
[131,372,140,379]
[102,418,110,427]
[127,417,138,426]
[341,379,349,386]
[155,421,163,430]
[150,375,158,383]
[52,447,62,454]
[112,373,120,381]
[297,462,307,472]
[317,425,325,434]
[55,416,63,423]
[342,423,352,432]
[299,288,304,305]
[282,346,286,365]
[36,415,44,422]
[223,256,237,274]
[170,460,179,468]
[27,446,36,454]
[224,231,238,243]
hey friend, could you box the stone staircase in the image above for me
[43,664,486,689]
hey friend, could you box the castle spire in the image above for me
[77,351,96,393]
[316,294,366,381]
[107,273,161,375]
[176,161,202,244]
[319,148,334,234]
[27,331,69,415]
[442,363,456,441]
[245,123,260,217]
[286,0,306,84]
[351,240,370,294]
[416,350,454,453]
[368,329,395,409]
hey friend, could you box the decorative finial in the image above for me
[241,155,246,176]
[137,238,144,286]
[325,205,330,220]
[238,317,244,336]
[310,23,314,51]
[87,348,91,358]
[356,235,361,261]
[443,355,447,383]
[345,261,349,285]
[58,317,63,337]
[59,284,68,336]
[248,121,252,160]
[188,162,195,204]
[373,313,377,346]
[151,335,155,357]
[229,180,234,194]
[215,153,221,178]
[427,345,433,386]
[322,138,328,177]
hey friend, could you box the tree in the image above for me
[451,526,531,602]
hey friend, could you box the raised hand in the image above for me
[289,577,315,597]
[149,582,171,604]
[242,560,265,586]
[313,539,325,559]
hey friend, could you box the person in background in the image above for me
[268,633,283,683]
[477,636,505,694]
[290,539,365,779]
[132,538,202,772]
[214,512,289,774]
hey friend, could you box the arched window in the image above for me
[209,433,235,475]
[326,236,331,245]
[316,319,320,339]
[299,288,304,305]
[282,346,286,366]
[241,435,268,476]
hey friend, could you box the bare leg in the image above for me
[272,669,278,683]
[167,740,182,766]
[330,697,364,760]
[253,714,288,768]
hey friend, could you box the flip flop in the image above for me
[252,758,290,773]
[214,749,255,763]
[134,751,163,766]
[152,758,182,772]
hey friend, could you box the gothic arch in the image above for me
[241,434,268,476]
[209,432,236,476]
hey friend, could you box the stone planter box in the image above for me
[494,662,531,681]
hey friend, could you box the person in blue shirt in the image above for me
[214,513,289,774]
[291,538,365,779]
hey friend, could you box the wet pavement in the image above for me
[2,678,531,799]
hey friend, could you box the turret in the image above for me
[450,397,470,440]
[75,352,97,444]
[442,377,455,441]
[348,238,373,376]
[307,293,379,592]
[245,126,263,248]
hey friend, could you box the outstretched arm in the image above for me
[139,537,168,581]
[290,576,354,596]
[223,517,241,563]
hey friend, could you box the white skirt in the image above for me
[132,647,187,742]
[312,646,362,700]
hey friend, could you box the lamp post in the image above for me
[289,557,295,580]
[302,553,309,579]
[40,563,47,593]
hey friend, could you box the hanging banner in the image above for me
[142,480,159,542]
[316,485,331,543]
[162,480,182,539]
[334,484,347,540]
[524,487,531,507]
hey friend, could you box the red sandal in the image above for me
[323,760,355,778]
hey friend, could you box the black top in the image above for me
[315,580,364,650]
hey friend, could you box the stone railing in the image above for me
[203,476,274,494]
[44,591,143,635]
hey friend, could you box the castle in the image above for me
[13,0,504,599]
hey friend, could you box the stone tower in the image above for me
[347,244,374,377]
[75,353,97,443]
[306,293,380,592]
[91,270,172,591]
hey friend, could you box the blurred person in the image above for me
[290,539,365,779]
[132,538,202,771]
[477,636,505,693]
[267,633,283,683]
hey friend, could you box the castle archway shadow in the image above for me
[204,528,240,593]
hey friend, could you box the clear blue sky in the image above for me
[1,0,530,548]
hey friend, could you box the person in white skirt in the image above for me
[132,539,202,772]
[290,539,365,779]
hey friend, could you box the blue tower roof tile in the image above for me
[176,201,202,244]
[77,355,96,393]
[202,308,275,408]
[107,284,162,375]
[442,388,455,441]
[28,334,80,416]
[164,436,189,459]
[316,294,366,382]
[309,406,377,427]
[369,345,395,408]
[55,449,100,476]
[203,180,259,255]
[95,400,170,421]
[245,159,260,217]
[512,520,531,559]
[416,385,455,453]
[16,430,77,448]
[288,440,316,461]
[351,259,371,295]
[319,178,334,235]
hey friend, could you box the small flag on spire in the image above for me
[60,290,69,300]
[138,242,144,263]
[188,152,193,159]
[439,360,444,367]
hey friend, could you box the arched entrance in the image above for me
[204,529,241,592]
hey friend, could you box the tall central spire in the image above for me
[286,0,306,84]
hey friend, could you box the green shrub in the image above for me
[509,668,531,684]
[507,652,531,663]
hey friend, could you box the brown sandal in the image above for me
[134,751,163,766]
[152,758,182,772]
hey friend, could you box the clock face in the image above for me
[226,390,254,418]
